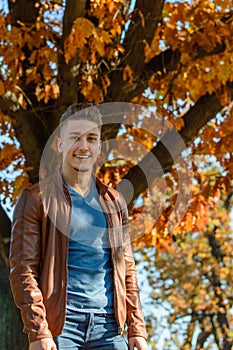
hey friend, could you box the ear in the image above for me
[57,137,63,153]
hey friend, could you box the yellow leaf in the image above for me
[35,85,45,102]
[26,67,38,84]
[51,83,60,99]
[169,117,185,131]
[44,84,51,104]
[101,75,110,95]
[144,40,151,63]
[183,212,193,232]
[123,64,134,85]
[117,44,125,54]
[64,18,95,63]
[79,46,90,62]
[216,86,232,107]
[81,78,103,104]
[94,36,105,57]
[18,93,27,109]
[180,53,191,65]
[0,79,5,96]
[43,64,52,81]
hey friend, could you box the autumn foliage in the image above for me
[145,194,233,349]
[0,0,233,348]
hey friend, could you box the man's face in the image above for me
[57,119,101,173]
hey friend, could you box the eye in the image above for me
[70,136,79,141]
[88,136,98,142]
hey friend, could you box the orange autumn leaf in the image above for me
[123,64,134,85]
[81,79,103,104]
[0,79,5,95]
[64,18,95,64]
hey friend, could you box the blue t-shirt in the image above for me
[66,180,114,313]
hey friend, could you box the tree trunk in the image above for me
[0,206,28,349]
[0,258,28,350]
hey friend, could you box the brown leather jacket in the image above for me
[9,172,147,343]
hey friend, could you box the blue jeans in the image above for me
[54,310,129,350]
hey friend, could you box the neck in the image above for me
[62,168,93,196]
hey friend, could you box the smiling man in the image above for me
[9,104,148,350]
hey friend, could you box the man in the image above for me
[9,104,148,350]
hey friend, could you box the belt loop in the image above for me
[86,312,94,341]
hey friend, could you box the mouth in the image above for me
[74,155,91,160]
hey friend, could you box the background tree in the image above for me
[0,0,232,348]
[144,191,233,350]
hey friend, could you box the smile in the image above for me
[74,155,91,159]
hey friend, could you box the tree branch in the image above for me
[103,41,227,141]
[127,40,227,102]
[57,0,88,107]
[117,82,233,204]
[8,0,40,25]
[183,313,196,348]
[107,0,164,102]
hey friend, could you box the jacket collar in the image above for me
[52,169,109,197]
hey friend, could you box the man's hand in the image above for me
[128,336,148,350]
[29,338,57,350]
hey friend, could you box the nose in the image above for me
[78,137,89,151]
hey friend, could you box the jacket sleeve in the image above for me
[121,198,147,340]
[9,189,53,343]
